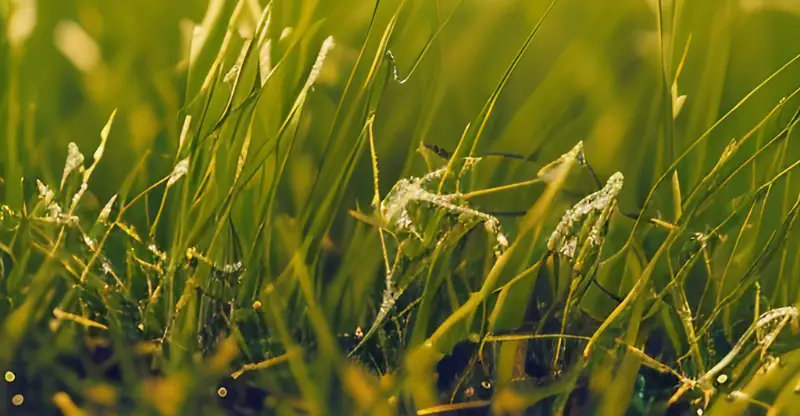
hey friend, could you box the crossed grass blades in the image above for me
[4,0,800,414]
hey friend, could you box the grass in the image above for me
[2,0,800,414]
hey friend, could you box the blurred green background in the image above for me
[5,0,800,210]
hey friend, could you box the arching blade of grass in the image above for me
[405,142,582,409]
[168,13,337,367]
[460,0,560,160]
[586,53,800,359]
[6,1,800,414]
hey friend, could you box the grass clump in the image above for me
[3,0,800,414]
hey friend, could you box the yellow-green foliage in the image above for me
[2,0,800,414]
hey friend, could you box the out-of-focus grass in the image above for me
[2,0,800,414]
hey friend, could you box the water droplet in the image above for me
[217,387,228,398]
[4,371,15,382]
[11,394,24,406]
[464,387,475,398]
